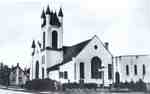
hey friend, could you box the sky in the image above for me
[0,0,150,68]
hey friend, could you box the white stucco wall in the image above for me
[10,67,27,86]
[114,55,150,83]
[74,36,113,86]
[45,26,63,49]
[30,44,42,80]
[46,50,63,68]
[59,60,76,83]
[47,36,113,87]
[49,70,59,81]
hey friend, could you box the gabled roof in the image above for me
[47,64,60,72]
[115,54,149,58]
[11,64,23,73]
[11,64,30,76]
[47,39,92,72]
[62,39,92,64]
[47,35,114,72]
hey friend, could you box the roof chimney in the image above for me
[17,63,19,67]
[104,42,109,50]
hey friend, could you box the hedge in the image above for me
[24,78,62,91]
[62,83,97,90]
[114,79,147,91]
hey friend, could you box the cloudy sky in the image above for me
[0,0,150,68]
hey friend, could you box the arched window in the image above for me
[35,61,39,79]
[126,65,129,75]
[42,68,44,79]
[134,65,137,75]
[52,31,58,49]
[143,64,146,75]
[91,56,102,79]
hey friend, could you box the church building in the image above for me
[30,5,113,87]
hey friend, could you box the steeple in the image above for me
[31,40,36,56]
[46,5,51,15]
[45,5,51,26]
[58,8,63,17]
[54,12,57,25]
[58,8,63,25]
[41,9,46,27]
[41,9,46,18]
[31,40,36,48]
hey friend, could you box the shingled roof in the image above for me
[62,39,92,64]
[47,39,92,72]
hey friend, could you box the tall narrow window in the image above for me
[42,68,44,79]
[143,64,146,75]
[126,65,129,75]
[115,72,120,84]
[42,55,45,64]
[91,56,102,79]
[64,71,68,79]
[43,32,45,49]
[134,65,137,75]
[80,62,84,79]
[108,64,112,79]
[52,31,58,49]
[35,61,39,79]
[59,72,63,78]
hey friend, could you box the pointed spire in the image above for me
[54,12,58,25]
[46,5,51,14]
[41,9,46,18]
[54,11,57,18]
[31,40,36,48]
[37,41,41,48]
[58,8,63,17]
[50,11,54,25]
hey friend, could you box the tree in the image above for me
[0,63,11,86]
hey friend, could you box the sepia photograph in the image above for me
[0,0,150,94]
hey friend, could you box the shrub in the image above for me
[62,83,98,90]
[25,79,62,91]
[62,83,79,89]
[84,83,97,89]
[133,79,146,91]
[113,79,147,91]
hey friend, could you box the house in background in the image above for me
[9,63,29,86]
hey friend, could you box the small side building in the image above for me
[113,55,150,84]
[9,63,29,86]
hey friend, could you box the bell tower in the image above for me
[41,6,63,49]
[40,5,64,68]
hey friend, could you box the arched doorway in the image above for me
[115,72,120,84]
[52,31,58,49]
[91,56,102,78]
[35,61,39,79]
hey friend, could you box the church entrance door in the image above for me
[115,72,120,84]
[35,61,39,79]
[79,62,84,84]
